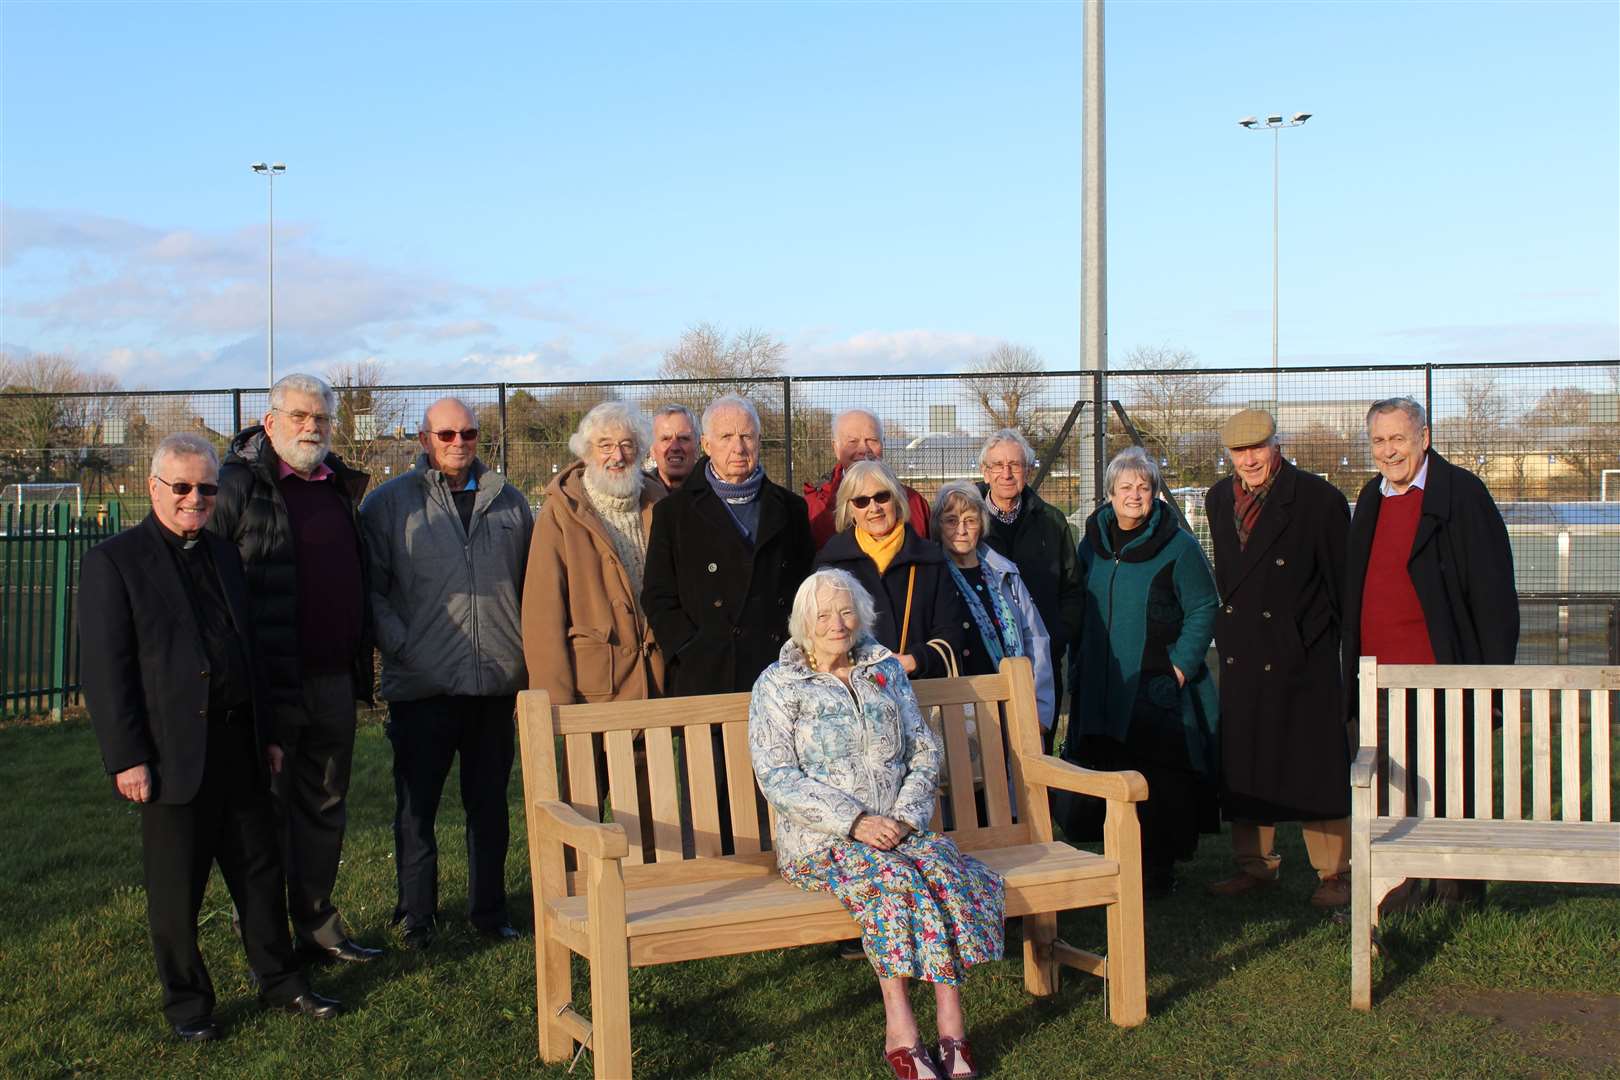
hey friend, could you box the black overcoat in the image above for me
[641,458,816,696]
[79,514,272,804]
[814,528,970,679]
[1206,462,1351,821]
[1342,450,1519,716]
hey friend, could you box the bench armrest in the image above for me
[1350,747,1377,790]
[1023,755,1148,803]
[532,798,629,861]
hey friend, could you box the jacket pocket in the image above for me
[1297,607,1333,652]
[568,627,616,699]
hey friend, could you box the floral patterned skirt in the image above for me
[782,830,1004,984]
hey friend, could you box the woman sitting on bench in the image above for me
[749,568,1004,1080]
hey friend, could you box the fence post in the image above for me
[497,382,509,474]
[782,377,795,491]
[1423,365,1433,431]
[232,388,244,435]
[1092,370,1107,506]
[49,503,71,722]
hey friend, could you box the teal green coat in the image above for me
[1065,502,1220,779]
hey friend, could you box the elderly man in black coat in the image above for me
[1343,395,1518,906]
[81,433,342,1041]
[1204,410,1353,909]
[641,393,816,696]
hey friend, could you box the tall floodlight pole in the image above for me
[1082,0,1107,505]
[1238,114,1309,407]
[250,162,287,388]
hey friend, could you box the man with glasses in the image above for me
[977,428,1083,748]
[82,433,342,1040]
[360,397,533,947]
[211,373,381,963]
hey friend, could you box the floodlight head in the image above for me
[251,162,268,172]
[271,162,286,172]
[1266,114,1284,125]
[1238,116,1258,128]
[1292,112,1312,124]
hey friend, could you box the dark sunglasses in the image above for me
[430,428,479,443]
[154,477,219,497]
[849,490,894,510]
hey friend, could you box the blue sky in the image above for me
[2,0,1616,390]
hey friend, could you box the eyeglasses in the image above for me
[273,408,333,427]
[593,439,638,455]
[431,428,479,443]
[849,490,894,510]
[154,477,219,497]
[984,460,1026,474]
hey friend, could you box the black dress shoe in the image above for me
[172,1017,222,1043]
[302,937,383,963]
[260,991,344,1019]
[477,923,520,941]
[402,924,434,950]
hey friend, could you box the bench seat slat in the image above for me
[548,842,1120,946]
[1369,817,1620,853]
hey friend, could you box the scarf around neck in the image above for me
[708,463,765,540]
[948,556,1023,666]
[855,523,906,575]
[1231,454,1282,549]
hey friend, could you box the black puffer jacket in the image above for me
[209,426,374,706]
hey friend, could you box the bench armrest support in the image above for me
[1023,755,1148,803]
[1350,747,1377,790]
[533,798,629,861]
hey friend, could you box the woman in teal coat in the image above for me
[1063,447,1220,897]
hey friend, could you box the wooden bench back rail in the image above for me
[1358,661,1617,824]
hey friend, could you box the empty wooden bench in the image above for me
[1350,659,1620,1010]
[515,656,1149,1077]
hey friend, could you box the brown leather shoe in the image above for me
[1206,872,1277,897]
[1310,874,1351,908]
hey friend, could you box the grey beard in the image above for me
[585,462,641,500]
[277,436,329,473]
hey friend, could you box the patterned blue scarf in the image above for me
[947,556,1024,666]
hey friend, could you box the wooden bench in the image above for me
[515,656,1149,1077]
[1350,659,1620,1010]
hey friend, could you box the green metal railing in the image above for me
[2,501,121,718]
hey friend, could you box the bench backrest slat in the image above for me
[977,699,1014,827]
[605,729,645,865]
[644,726,683,861]
[684,723,724,857]
[938,702,978,830]
[1360,659,1618,825]
[722,720,763,854]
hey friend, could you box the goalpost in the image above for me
[1,483,84,519]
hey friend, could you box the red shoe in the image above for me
[936,1036,979,1079]
[886,1043,943,1079]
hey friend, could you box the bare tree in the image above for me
[1117,345,1224,486]
[964,343,1046,435]
[1525,386,1613,498]
[325,358,409,477]
[0,354,123,483]
[658,323,786,397]
[1444,372,1508,476]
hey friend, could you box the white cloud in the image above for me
[790,328,1004,374]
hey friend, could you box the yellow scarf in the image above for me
[856,524,906,576]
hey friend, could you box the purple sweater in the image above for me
[279,472,365,674]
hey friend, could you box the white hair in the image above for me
[787,569,878,658]
[832,408,883,443]
[150,432,219,477]
[568,401,652,461]
[834,458,910,533]
[978,428,1036,471]
[929,480,989,543]
[1365,395,1429,433]
[700,394,761,437]
[1105,446,1162,497]
[418,396,476,434]
[269,373,336,417]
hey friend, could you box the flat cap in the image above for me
[1220,408,1276,449]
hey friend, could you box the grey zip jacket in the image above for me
[360,454,534,702]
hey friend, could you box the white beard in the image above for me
[276,434,330,473]
[585,461,641,500]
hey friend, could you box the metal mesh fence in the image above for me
[2,359,1615,603]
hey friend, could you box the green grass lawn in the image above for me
[2,716,1616,1079]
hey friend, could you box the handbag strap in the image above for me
[898,564,917,654]
[926,638,959,679]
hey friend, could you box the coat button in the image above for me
[1226,657,1235,665]
[200,670,209,678]
[1264,663,1272,672]
[732,627,742,637]
[1262,611,1271,619]
[1275,558,1286,566]
[712,599,723,607]
[962,621,971,629]
[707,562,718,573]
[1224,605,1233,614]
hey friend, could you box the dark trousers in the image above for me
[272,670,358,947]
[141,716,307,1025]
[386,694,516,931]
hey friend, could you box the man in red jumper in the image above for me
[1342,395,1518,906]
[803,408,930,549]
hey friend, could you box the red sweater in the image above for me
[1359,489,1435,664]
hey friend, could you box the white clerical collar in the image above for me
[1379,452,1430,498]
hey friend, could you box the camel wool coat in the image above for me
[523,462,665,704]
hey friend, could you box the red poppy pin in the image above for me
[874,671,887,688]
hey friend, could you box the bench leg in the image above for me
[1350,859,1373,1012]
[586,856,633,1079]
[1105,887,1147,1026]
[1022,912,1059,996]
[536,917,573,1062]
